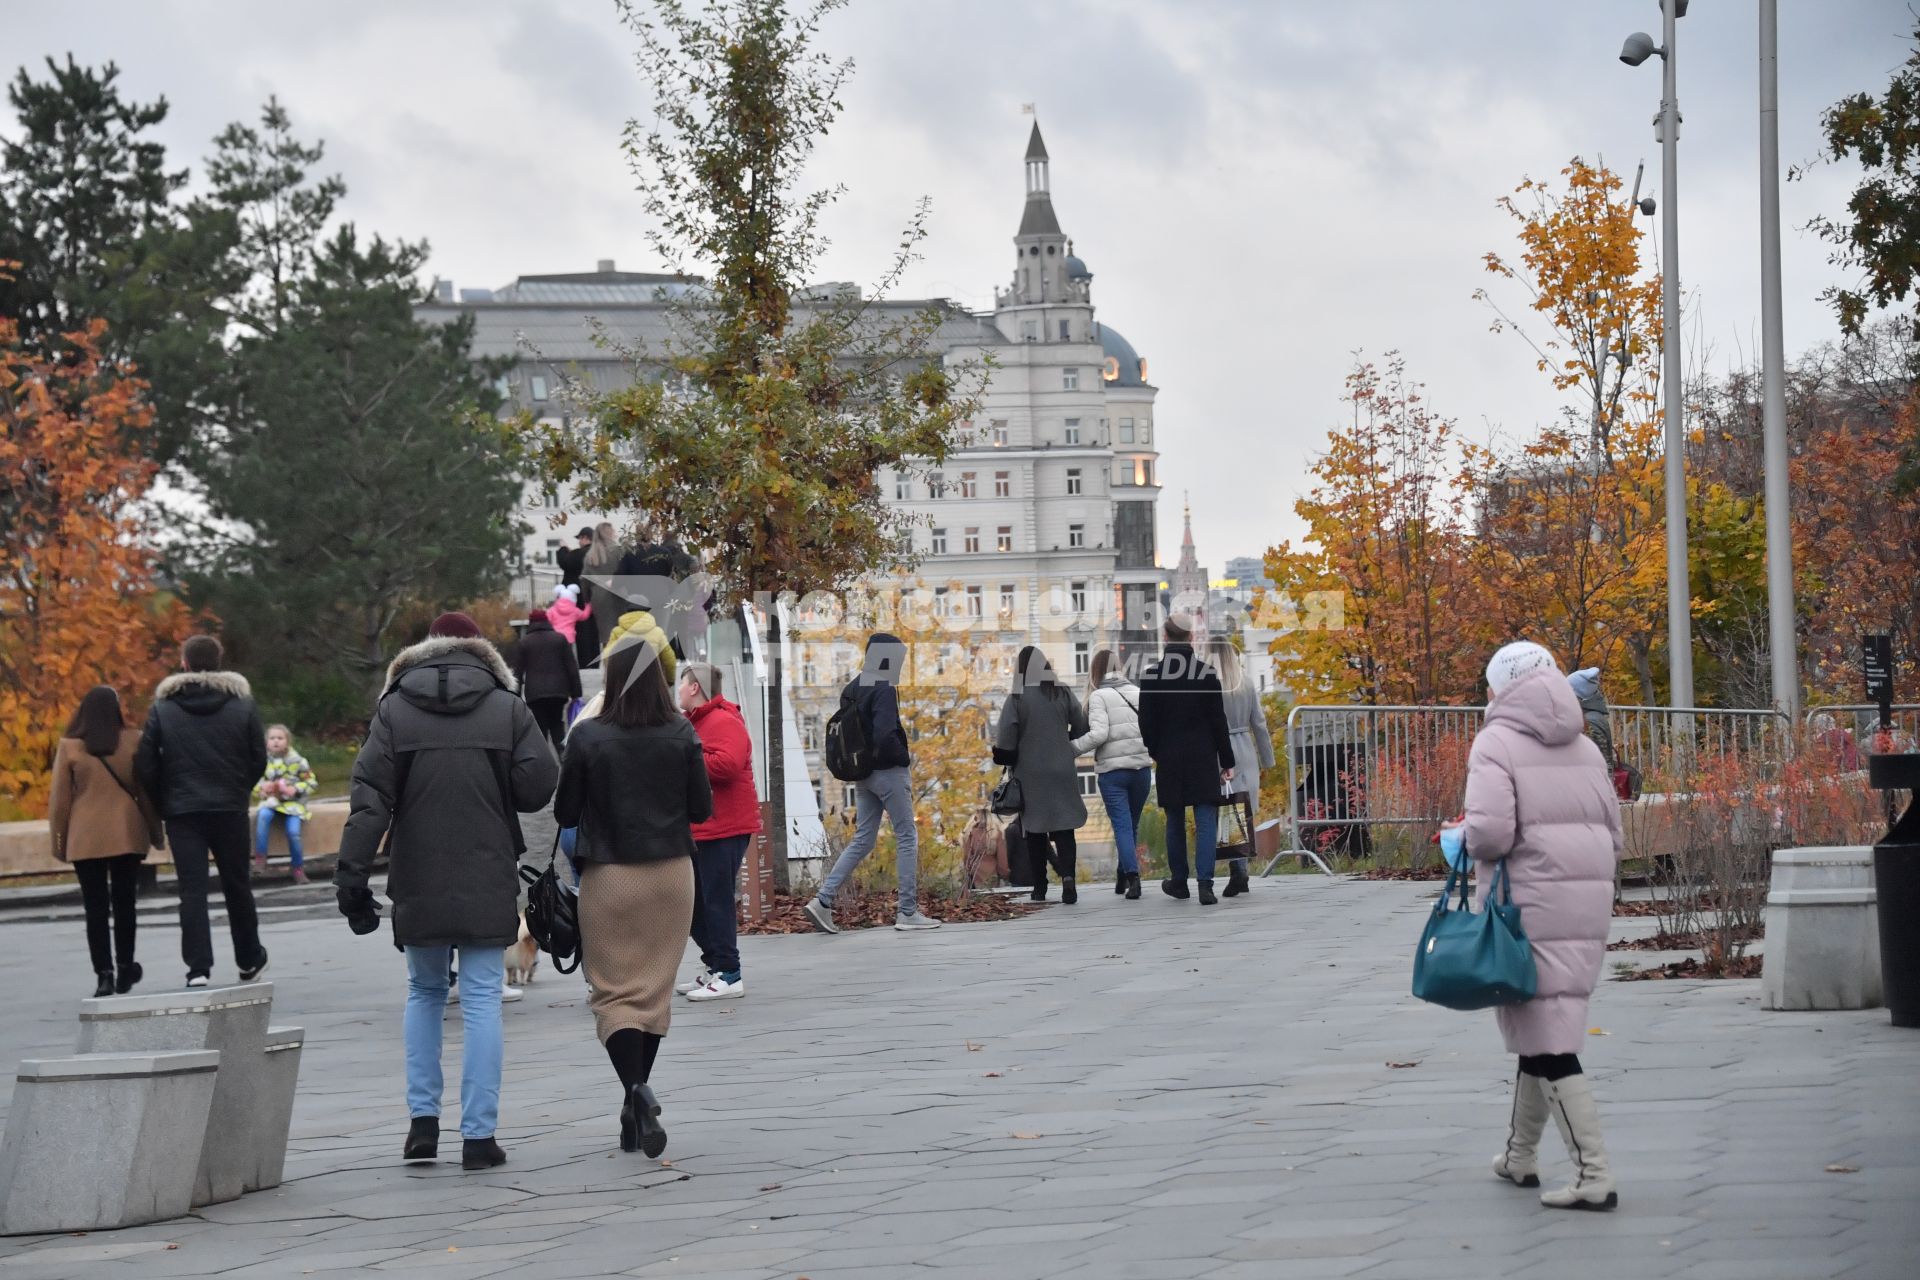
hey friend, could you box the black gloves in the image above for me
[337,885,381,936]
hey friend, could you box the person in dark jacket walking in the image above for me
[804,633,942,934]
[334,611,560,1171]
[51,686,163,996]
[513,608,582,751]
[675,662,760,1002]
[993,646,1089,903]
[556,611,711,1158]
[135,634,270,986]
[1137,617,1235,905]
[556,526,593,589]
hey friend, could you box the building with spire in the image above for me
[1168,496,1210,643]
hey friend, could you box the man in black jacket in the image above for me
[335,612,559,1170]
[136,634,270,987]
[1137,615,1235,905]
[804,633,941,934]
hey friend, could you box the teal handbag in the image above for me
[1412,860,1537,1010]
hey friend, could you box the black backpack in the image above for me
[824,684,876,782]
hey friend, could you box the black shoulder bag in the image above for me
[520,827,582,974]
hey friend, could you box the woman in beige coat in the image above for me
[49,686,163,997]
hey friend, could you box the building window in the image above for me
[966,585,983,618]
[991,420,1009,447]
[1140,420,1151,442]
[895,473,910,500]
[802,657,818,684]
[1022,320,1038,342]
[996,526,1013,552]
[1143,459,1155,486]
[800,716,821,750]
[959,472,978,498]
[1063,367,1079,391]
[933,587,950,617]
[1120,417,1135,443]
[1058,319,1070,341]
[1115,462,1133,488]
[544,538,562,563]
[1071,581,1087,614]
[964,527,980,553]
[1064,418,1081,445]
[842,782,858,810]
[1078,767,1098,798]
[999,583,1018,616]
[1066,468,1082,496]
[929,471,945,498]
[931,527,947,555]
[898,530,914,557]
[530,375,550,402]
[1074,640,1091,676]
[1068,523,1085,549]
[994,471,1011,497]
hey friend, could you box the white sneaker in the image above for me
[502,985,524,1003]
[185,974,210,989]
[688,973,744,1001]
[675,969,714,996]
[895,911,943,931]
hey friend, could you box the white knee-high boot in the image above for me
[1492,1069,1549,1187]
[1540,1075,1619,1210]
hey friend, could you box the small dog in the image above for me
[504,915,540,986]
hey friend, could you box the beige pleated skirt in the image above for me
[578,856,695,1042]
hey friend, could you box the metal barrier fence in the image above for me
[1804,704,1920,753]
[1266,702,1876,877]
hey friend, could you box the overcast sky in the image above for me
[7,0,1910,570]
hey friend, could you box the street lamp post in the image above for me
[1758,0,1799,723]
[1622,0,1695,711]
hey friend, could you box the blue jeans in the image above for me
[404,945,504,1139]
[691,834,749,974]
[1164,804,1220,883]
[818,766,918,915]
[253,809,303,869]
[1098,768,1152,874]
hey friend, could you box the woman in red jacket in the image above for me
[675,663,761,1001]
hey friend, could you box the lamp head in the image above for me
[1620,31,1661,66]
[1637,196,1657,216]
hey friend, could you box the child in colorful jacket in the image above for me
[254,724,317,882]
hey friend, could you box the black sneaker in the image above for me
[1161,879,1191,900]
[461,1137,507,1170]
[404,1116,439,1162]
[1061,878,1078,905]
[1125,873,1142,900]
[114,961,143,994]
[1223,866,1251,897]
[1198,880,1218,906]
[239,950,269,982]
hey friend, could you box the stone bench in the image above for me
[250,1026,305,1192]
[0,1050,220,1235]
[1762,845,1882,1011]
[77,983,275,1206]
[0,799,349,881]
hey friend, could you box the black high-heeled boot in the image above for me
[621,1083,668,1158]
[92,971,114,998]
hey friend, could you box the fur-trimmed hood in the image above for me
[153,670,252,716]
[384,635,515,717]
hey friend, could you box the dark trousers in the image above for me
[575,616,600,669]
[529,697,568,753]
[74,853,141,974]
[167,812,264,977]
[1026,829,1078,886]
[690,835,749,975]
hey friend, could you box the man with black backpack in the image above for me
[807,632,941,933]
[335,612,559,1171]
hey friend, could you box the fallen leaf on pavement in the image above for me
[1386,1061,1421,1069]
[1588,1027,1611,1036]
[760,1184,783,1192]
[1012,1132,1041,1140]
[965,1041,983,1052]
[984,1071,1003,1078]
[1824,1164,1859,1174]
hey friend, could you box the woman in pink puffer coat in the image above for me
[1458,641,1623,1212]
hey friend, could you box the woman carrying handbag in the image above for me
[49,686,163,997]
[992,646,1088,903]
[1207,637,1274,897]
[1446,641,1624,1212]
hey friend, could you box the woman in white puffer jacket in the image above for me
[1072,650,1152,900]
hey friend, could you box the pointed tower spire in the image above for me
[1182,494,1194,550]
[1019,118,1061,237]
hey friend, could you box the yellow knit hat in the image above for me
[602,609,677,684]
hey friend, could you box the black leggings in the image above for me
[1026,830,1078,884]
[529,698,569,752]
[606,1027,662,1095]
[1518,1053,1582,1081]
[74,853,141,974]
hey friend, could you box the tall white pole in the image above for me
[1759,0,1798,722]
[1660,0,1695,709]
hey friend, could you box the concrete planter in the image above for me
[0,1051,219,1235]
[248,1026,305,1192]
[1761,846,1881,1011]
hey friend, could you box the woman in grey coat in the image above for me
[993,646,1089,903]
[1209,637,1275,897]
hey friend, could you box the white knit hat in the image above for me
[552,582,579,604]
[1486,641,1559,695]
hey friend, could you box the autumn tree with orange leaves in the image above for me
[0,301,192,818]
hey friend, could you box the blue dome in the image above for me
[1098,323,1148,387]
[1065,254,1092,281]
